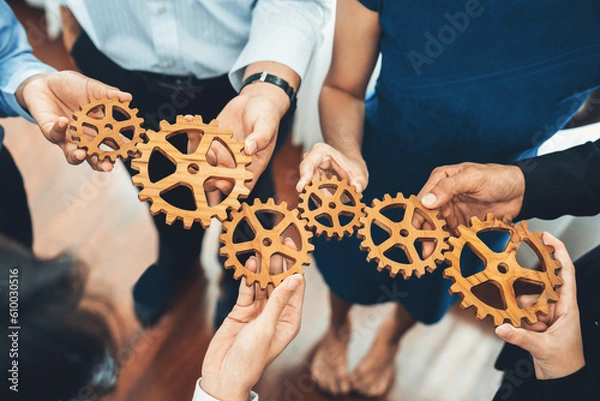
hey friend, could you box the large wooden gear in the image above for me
[70,95,145,162]
[131,115,253,229]
[357,193,449,279]
[443,214,563,327]
[298,176,365,240]
[220,199,314,289]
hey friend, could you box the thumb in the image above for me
[495,324,540,354]
[259,275,303,326]
[421,175,465,209]
[245,115,278,156]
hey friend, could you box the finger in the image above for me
[495,324,540,355]
[259,274,304,327]
[542,232,576,299]
[244,115,278,156]
[328,154,367,193]
[237,256,258,307]
[297,144,334,191]
[254,252,268,302]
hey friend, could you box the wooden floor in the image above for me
[6,2,505,400]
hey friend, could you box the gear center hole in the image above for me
[104,123,113,130]
[498,263,509,274]
[400,229,409,238]
[328,202,337,209]
[188,163,200,175]
[263,238,273,247]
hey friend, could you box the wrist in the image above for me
[15,73,43,111]
[240,82,290,118]
[535,353,586,380]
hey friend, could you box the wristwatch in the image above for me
[240,71,297,111]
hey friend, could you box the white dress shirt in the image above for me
[64,0,331,90]
[192,379,258,401]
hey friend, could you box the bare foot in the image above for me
[350,318,401,397]
[310,324,352,395]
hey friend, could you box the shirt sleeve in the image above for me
[358,0,382,12]
[229,0,332,91]
[535,366,600,401]
[0,0,56,122]
[191,378,259,401]
[515,139,600,221]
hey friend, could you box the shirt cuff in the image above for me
[1,64,56,123]
[192,378,258,401]
[229,23,319,92]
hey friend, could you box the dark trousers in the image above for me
[70,31,291,276]
[493,244,600,400]
[0,138,33,250]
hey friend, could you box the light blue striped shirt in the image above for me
[65,0,331,90]
[0,0,57,147]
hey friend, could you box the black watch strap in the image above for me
[240,72,297,109]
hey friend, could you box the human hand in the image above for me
[201,238,306,401]
[495,233,585,380]
[15,71,132,172]
[296,143,368,193]
[416,162,526,231]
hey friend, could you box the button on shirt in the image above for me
[64,0,331,90]
[0,0,57,147]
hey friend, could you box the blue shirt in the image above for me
[0,0,56,145]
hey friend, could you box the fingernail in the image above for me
[354,183,363,193]
[283,237,293,243]
[422,193,437,207]
[246,140,257,155]
[287,275,301,291]
[102,164,112,172]
[296,179,306,192]
[495,324,512,337]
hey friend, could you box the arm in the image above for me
[495,233,599,400]
[296,0,381,193]
[0,1,131,172]
[416,139,600,230]
[192,239,305,401]
[516,139,600,220]
[214,0,330,188]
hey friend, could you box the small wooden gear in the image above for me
[298,176,365,239]
[357,193,449,279]
[220,199,314,289]
[443,214,563,327]
[70,95,145,162]
[131,115,253,229]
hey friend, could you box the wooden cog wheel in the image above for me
[70,95,145,162]
[131,115,253,229]
[357,193,449,279]
[443,214,563,327]
[219,199,314,289]
[298,176,365,239]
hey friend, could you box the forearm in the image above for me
[229,0,330,91]
[319,84,365,159]
[516,139,600,220]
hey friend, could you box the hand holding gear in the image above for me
[70,95,145,162]
[131,115,253,229]
[443,214,563,327]
[220,199,314,289]
[357,193,450,279]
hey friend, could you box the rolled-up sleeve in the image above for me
[229,0,332,91]
[0,0,56,121]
